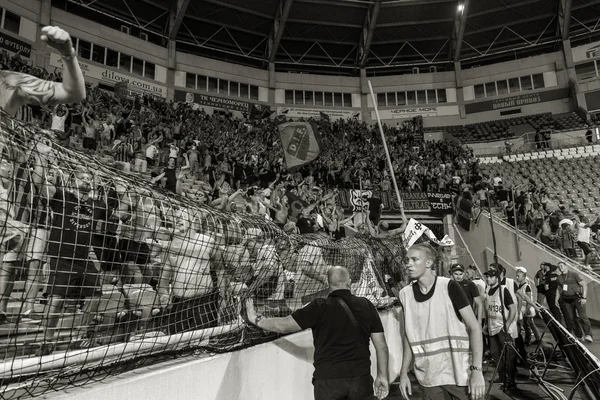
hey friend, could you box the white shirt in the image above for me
[146,144,158,159]
[51,114,67,132]
[578,224,591,243]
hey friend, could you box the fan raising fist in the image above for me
[40,26,75,57]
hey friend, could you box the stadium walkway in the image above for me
[387,324,600,400]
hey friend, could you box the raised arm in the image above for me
[2,27,85,109]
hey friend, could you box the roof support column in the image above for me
[558,0,573,40]
[268,0,294,63]
[268,62,276,104]
[359,68,371,123]
[35,0,52,71]
[168,0,190,40]
[454,61,466,120]
[450,0,469,62]
[358,0,381,68]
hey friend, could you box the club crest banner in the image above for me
[279,121,323,171]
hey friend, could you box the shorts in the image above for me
[162,291,219,334]
[577,241,592,255]
[46,257,102,298]
[83,137,97,151]
[118,238,150,266]
[92,235,122,271]
[146,157,155,167]
[3,226,48,263]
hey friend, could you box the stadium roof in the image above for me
[54,0,600,76]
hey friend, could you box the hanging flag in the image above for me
[279,121,322,171]
[114,81,128,100]
[453,195,473,231]
[319,111,330,122]
[249,104,274,120]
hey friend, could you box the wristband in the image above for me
[469,365,482,371]
[61,48,77,61]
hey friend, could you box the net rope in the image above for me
[0,110,418,399]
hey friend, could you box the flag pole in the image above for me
[367,80,407,224]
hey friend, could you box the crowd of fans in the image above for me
[2,45,596,373]
[465,170,600,271]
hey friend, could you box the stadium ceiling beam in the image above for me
[168,0,190,40]
[468,0,547,18]
[294,0,369,9]
[200,0,273,19]
[286,18,361,29]
[358,0,381,68]
[558,0,573,40]
[269,0,294,63]
[451,0,469,62]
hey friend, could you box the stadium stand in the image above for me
[426,112,590,142]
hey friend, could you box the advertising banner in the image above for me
[0,31,31,58]
[284,189,456,217]
[277,107,361,120]
[49,52,167,98]
[373,105,459,120]
[464,88,569,114]
[572,39,600,62]
[174,90,251,113]
[334,190,431,214]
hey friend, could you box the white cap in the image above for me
[515,266,527,275]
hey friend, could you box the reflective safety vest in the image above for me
[399,277,471,387]
[485,285,518,338]
[517,280,536,319]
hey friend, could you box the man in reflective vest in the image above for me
[399,243,485,400]
[484,266,519,392]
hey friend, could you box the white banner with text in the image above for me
[49,52,167,98]
[277,107,361,120]
[372,105,459,120]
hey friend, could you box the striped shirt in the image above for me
[15,105,33,123]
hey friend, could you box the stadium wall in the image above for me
[455,216,600,322]
[47,308,403,400]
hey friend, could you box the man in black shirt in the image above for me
[367,191,383,226]
[246,266,389,400]
[38,166,107,355]
[451,263,483,325]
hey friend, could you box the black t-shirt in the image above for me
[457,279,481,309]
[296,216,316,234]
[164,168,177,193]
[48,189,107,260]
[367,197,383,219]
[291,289,384,379]
[411,278,470,320]
[487,285,514,308]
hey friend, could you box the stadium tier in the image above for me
[427,112,590,143]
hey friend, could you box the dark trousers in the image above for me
[545,291,562,324]
[559,296,592,338]
[313,375,374,400]
[489,330,518,385]
[421,385,469,400]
